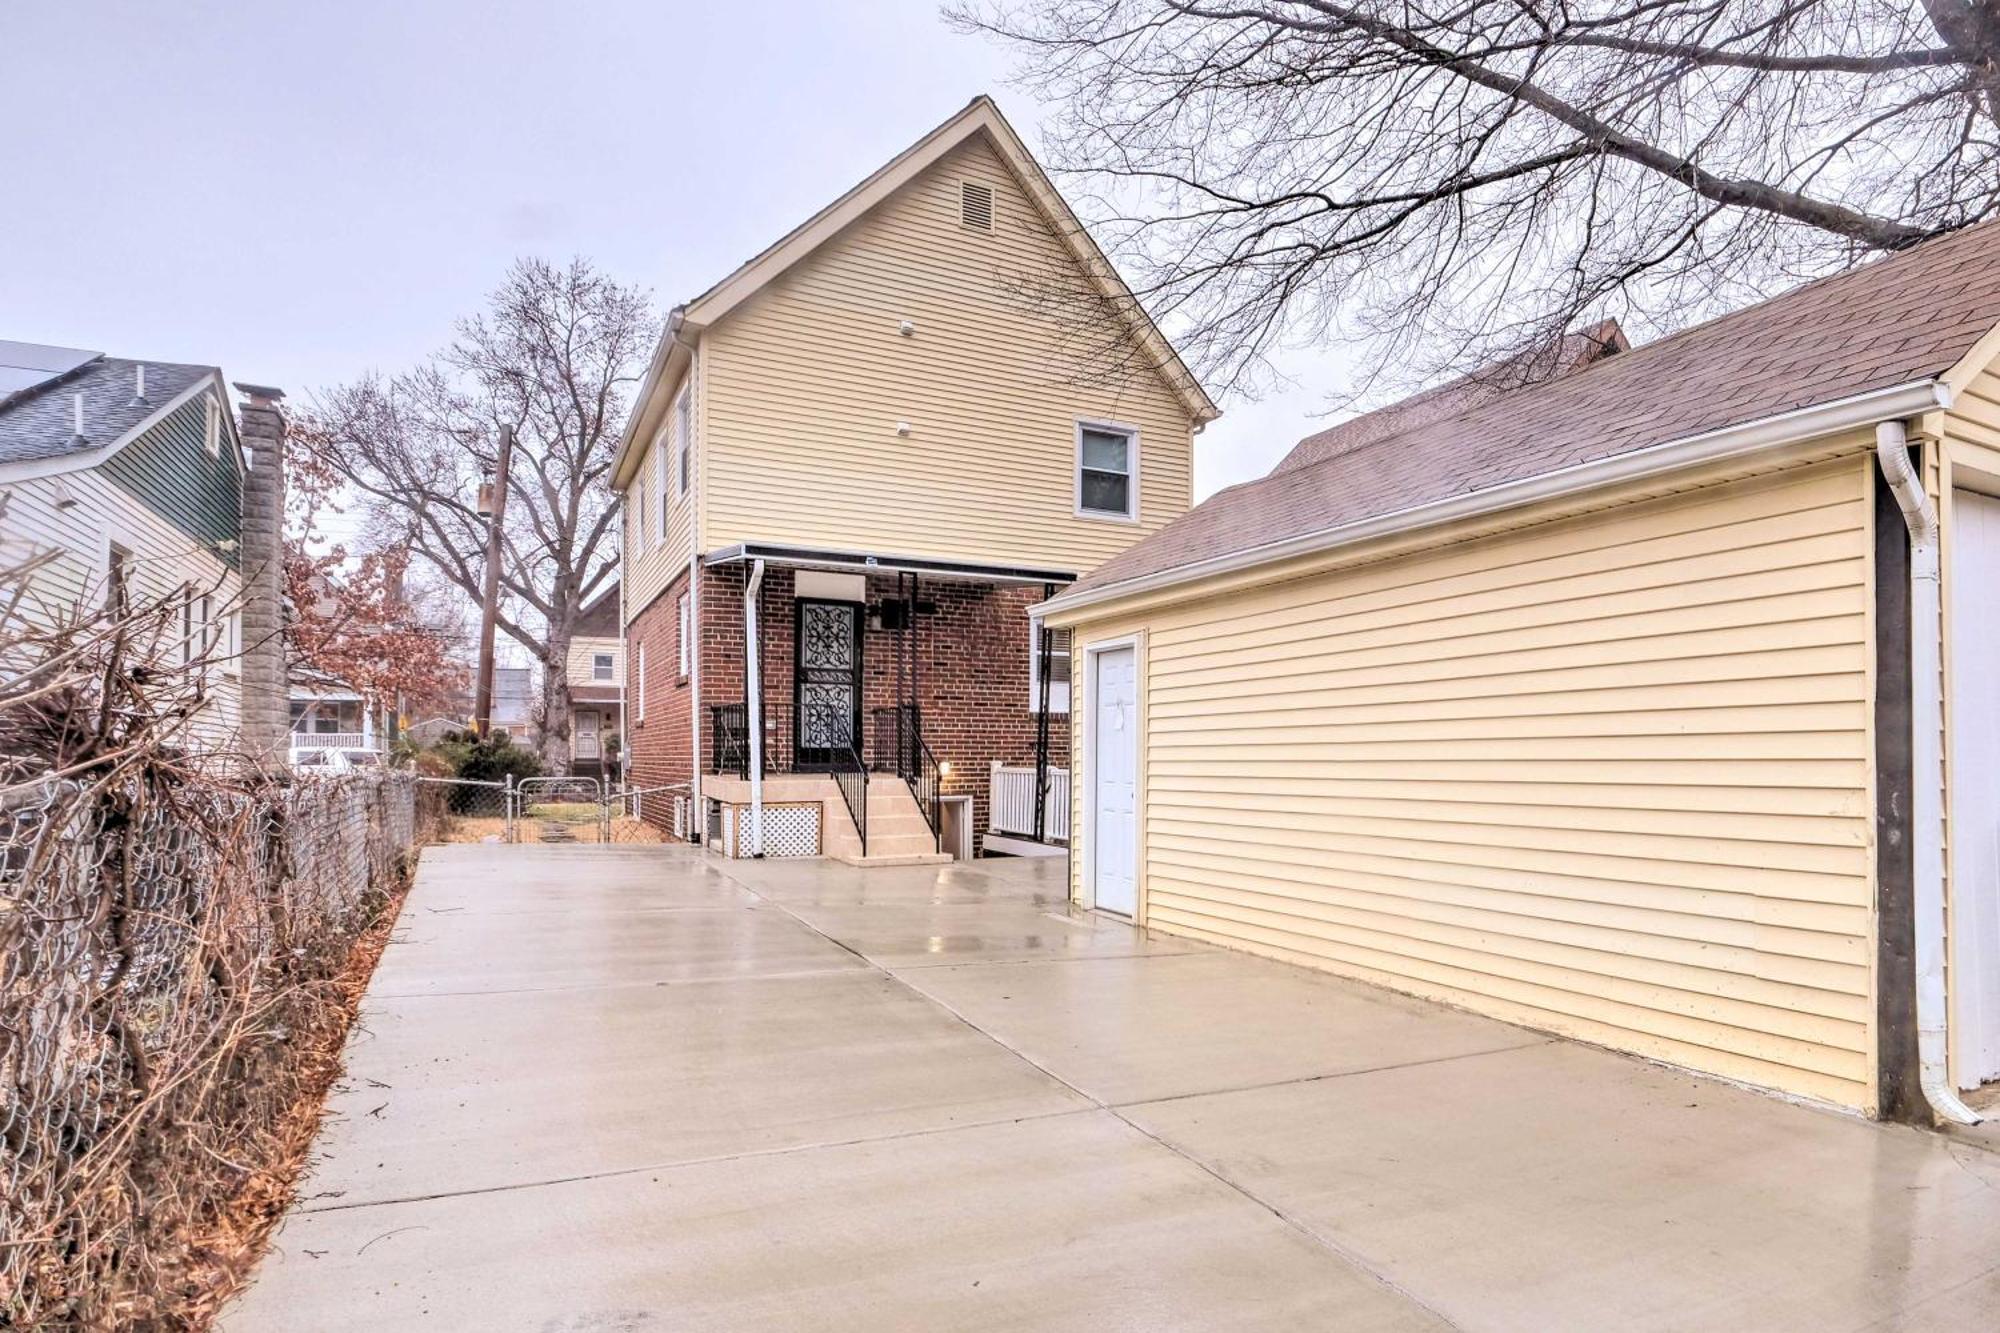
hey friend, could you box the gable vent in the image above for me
[960,180,994,232]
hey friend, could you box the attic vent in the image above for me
[960,180,994,232]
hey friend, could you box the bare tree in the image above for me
[296,258,656,770]
[952,0,2000,397]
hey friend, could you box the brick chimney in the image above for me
[234,382,289,767]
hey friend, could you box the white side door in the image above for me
[1952,489,2000,1087]
[1091,645,1139,917]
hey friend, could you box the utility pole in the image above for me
[472,423,515,738]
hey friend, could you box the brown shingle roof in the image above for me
[1271,319,1629,476]
[1069,218,2000,601]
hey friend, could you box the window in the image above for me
[674,390,691,497]
[1076,423,1137,520]
[654,433,669,547]
[106,543,131,614]
[592,651,615,682]
[633,481,648,550]
[179,587,196,666]
[677,591,691,679]
[1029,622,1072,714]
[203,396,221,457]
[636,643,646,722]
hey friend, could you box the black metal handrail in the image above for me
[829,744,867,855]
[710,703,751,777]
[870,703,941,852]
[908,729,942,852]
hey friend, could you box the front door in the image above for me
[575,710,600,761]
[794,598,862,769]
[1091,644,1138,916]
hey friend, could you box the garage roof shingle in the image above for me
[1070,218,2000,599]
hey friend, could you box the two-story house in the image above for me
[611,96,1215,864]
[565,582,624,781]
[0,341,255,751]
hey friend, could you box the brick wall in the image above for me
[625,568,695,835]
[696,564,1068,842]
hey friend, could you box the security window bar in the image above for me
[1078,425,1135,518]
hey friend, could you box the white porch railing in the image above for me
[989,760,1070,842]
[290,732,380,751]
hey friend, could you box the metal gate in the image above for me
[414,775,691,846]
[414,776,517,844]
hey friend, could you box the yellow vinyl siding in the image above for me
[700,135,1195,571]
[1065,456,1877,1109]
[621,354,701,624]
[568,635,622,688]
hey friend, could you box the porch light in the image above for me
[938,760,952,777]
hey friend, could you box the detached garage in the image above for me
[1040,218,2000,1123]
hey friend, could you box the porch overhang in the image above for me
[704,542,1076,588]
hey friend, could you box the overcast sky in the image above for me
[2,0,1347,506]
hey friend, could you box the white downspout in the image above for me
[1876,419,1982,1126]
[744,558,766,857]
[689,553,702,832]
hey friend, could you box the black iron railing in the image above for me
[871,704,942,852]
[710,703,752,777]
[829,743,867,855]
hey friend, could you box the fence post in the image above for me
[504,772,516,844]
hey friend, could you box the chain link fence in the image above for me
[0,769,426,1328]
[1,562,430,1327]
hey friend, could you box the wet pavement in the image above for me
[224,845,2000,1331]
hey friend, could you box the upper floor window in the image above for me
[1076,422,1138,521]
[674,390,691,497]
[203,397,221,457]
[654,435,669,547]
[592,652,615,681]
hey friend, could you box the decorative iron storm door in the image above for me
[793,598,861,769]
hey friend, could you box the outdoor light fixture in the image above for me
[895,421,912,437]
[938,760,952,777]
[476,470,496,517]
[899,319,915,336]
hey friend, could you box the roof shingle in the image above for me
[1070,219,2000,599]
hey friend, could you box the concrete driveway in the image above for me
[225,845,2000,1331]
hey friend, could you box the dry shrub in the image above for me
[1,570,431,1328]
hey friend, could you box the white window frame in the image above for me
[203,395,221,457]
[636,642,647,722]
[1029,621,1071,714]
[677,590,691,679]
[1074,420,1140,523]
[592,651,615,682]
[674,389,692,497]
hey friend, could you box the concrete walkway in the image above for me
[226,846,2000,1331]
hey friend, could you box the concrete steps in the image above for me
[836,776,949,867]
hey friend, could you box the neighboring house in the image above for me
[566,582,624,782]
[0,341,251,749]
[287,665,394,767]
[490,665,535,737]
[1037,218,2000,1125]
[611,96,1215,863]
